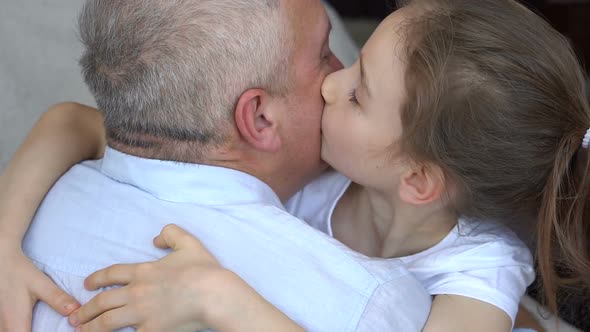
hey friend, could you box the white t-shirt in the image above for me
[285,171,536,324]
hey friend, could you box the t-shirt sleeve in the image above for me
[428,267,532,325]
[423,239,535,325]
[355,274,432,332]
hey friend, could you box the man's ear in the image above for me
[398,163,445,206]
[234,89,282,152]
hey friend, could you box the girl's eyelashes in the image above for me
[348,89,359,104]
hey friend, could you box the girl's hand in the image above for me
[0,246,80,332]
[69,224,241,332]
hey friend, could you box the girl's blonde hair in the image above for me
[398,0,590,312]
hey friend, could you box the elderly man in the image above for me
[1,0,431,331]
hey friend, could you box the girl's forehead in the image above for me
[361,9,410,113]
[370,9,411,50]
[363,10,410,68]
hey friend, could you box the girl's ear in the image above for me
[234,89,282,152]
[398,163,446,206]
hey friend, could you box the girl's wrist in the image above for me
[0,213,27,248]
[198,269,257,331]
[0,240,27,270]
[0,228,24,250]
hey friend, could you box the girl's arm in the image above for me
[0,102,106,245]
[0,102,107,330]
[71,224,305,332]
[423,295,512,332]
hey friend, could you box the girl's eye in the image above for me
[348,89,359,104]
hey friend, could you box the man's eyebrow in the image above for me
[360,53,372,97]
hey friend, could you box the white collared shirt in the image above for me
[24,147,431,332]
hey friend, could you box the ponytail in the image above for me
[537,130,590,313]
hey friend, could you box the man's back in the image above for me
[24,148,430,331]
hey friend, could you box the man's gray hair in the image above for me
[79,0,290,160]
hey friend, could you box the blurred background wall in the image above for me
[327,0,590,75]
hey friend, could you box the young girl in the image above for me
[1,0,588,331]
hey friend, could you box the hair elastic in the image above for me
[583,128,590,149]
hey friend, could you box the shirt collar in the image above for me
[99,147,284,209]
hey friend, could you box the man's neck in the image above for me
[112,139,323,203]
[210,158,319,203]
[108,139,208,165]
